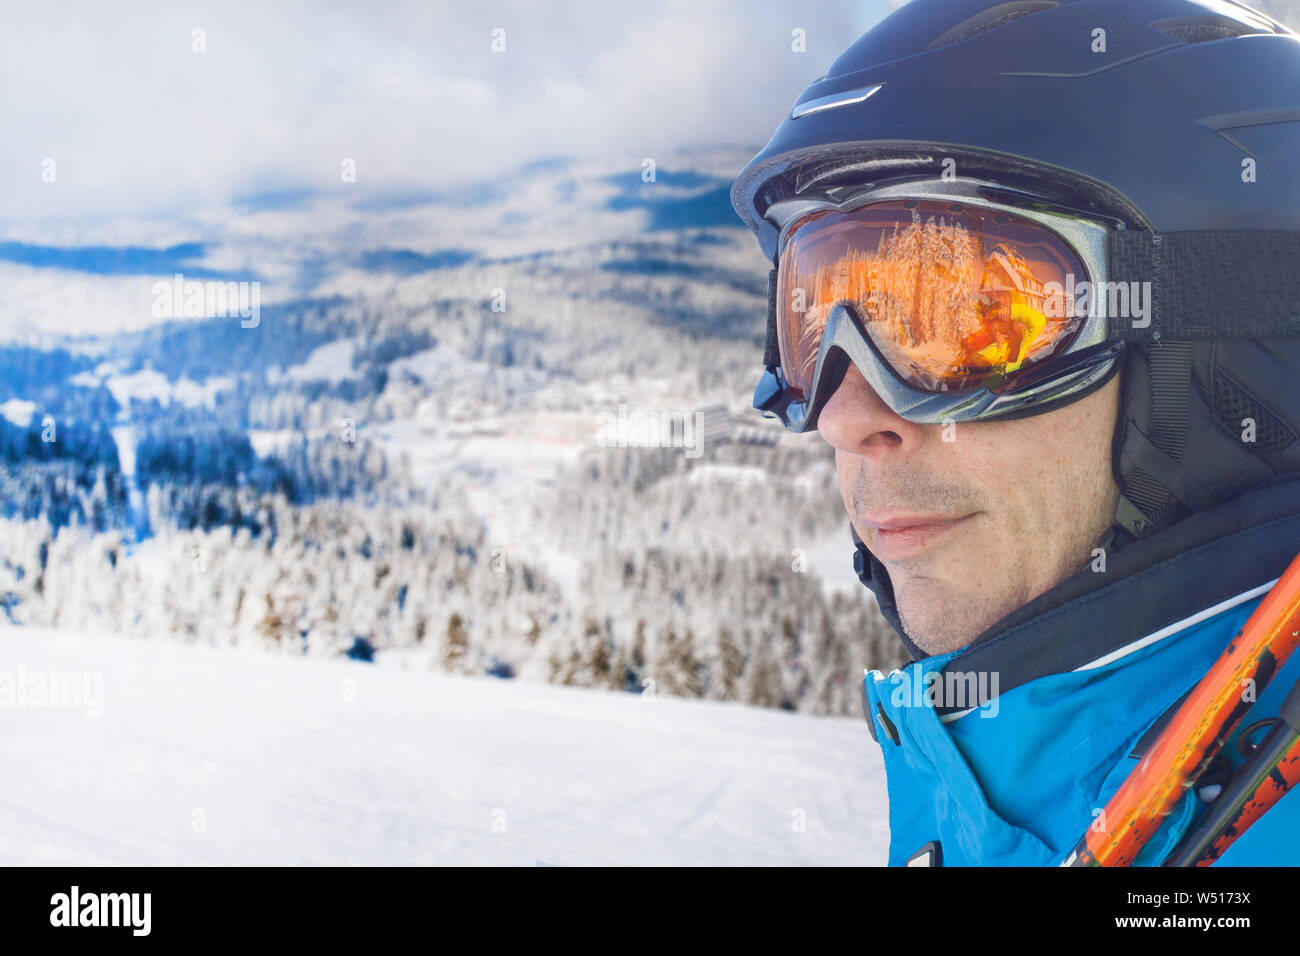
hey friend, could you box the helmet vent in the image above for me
[1152,13,1277,44]
[926,2,1058,51]
[1210,367,1297,452]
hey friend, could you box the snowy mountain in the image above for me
[0,148,907,719]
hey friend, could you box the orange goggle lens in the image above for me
[776,200,1090,399]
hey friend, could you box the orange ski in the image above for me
[1061,549,1300,867]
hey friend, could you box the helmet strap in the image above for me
[1097,493,1156,555]
[1108,340,1219,551]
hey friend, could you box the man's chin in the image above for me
[892,575,1009,657]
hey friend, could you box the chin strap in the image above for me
[850,524,871,587]
[849,524,928,660]
[1107,340,1204,554]
[1096,493,1155,555]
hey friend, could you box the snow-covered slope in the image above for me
[0,626,889,866]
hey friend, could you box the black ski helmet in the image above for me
[732,0,1300,548]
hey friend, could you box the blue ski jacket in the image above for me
[854,474,1300,866]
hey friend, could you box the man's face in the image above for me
[818,362,1122,656]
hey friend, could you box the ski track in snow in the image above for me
[0,626,889,866]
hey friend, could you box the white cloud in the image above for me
[0,0,884,222]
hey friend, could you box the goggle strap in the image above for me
[1109,231,1300,341]
[763,267,780,369]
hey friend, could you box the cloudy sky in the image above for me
[3,0,889,223]
[7,0,1298,226]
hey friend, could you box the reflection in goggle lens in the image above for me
[776,200,1089,399]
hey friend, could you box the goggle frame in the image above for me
[754,178,1129,431]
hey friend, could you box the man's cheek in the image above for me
[924,516,995,578]
[834,455,858,498]
[835,466,863,521]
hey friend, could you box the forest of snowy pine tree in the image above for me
[0,150,908,716]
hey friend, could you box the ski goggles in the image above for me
[752,183,1127,430]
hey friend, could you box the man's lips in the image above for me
[861,513,978,560]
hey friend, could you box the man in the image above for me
[732,0,1300,865]
[820,348,1121,657]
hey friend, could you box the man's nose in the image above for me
[815,358,928,456]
